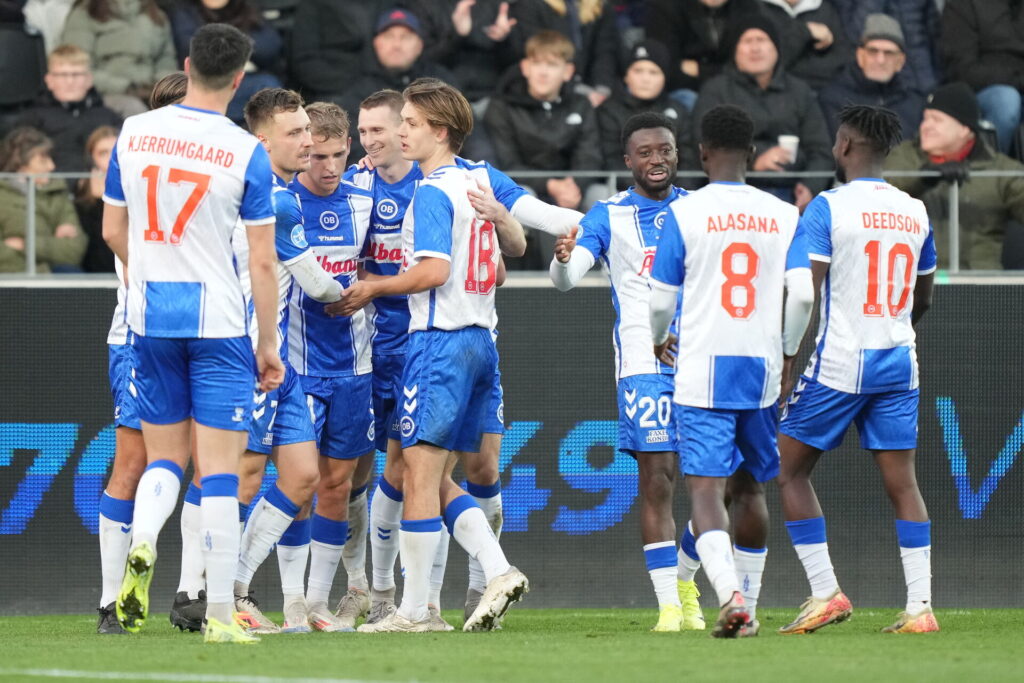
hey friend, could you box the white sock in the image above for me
[98,493,134,607]
[734,546,767,620]
[176,489,205,597]
[446,497,510,583]
[277,516,311,601]
[677,520,701,582]
[306,514,347,606]
[130,461,182,551]
[795,543,840,600]
[342,487,369,592]
[236,486,298,591]
[200,474,241,624]
[467,488,503,593]
[397,519,442,622]
[695,530,739,606]
[644,541,680,608]
[429,530,450,608]
[370,478,403,593]
[900,546,932,614]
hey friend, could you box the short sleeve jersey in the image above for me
[403,165,499,332]
[576,186,686,380]
[800,178,937,393]
[650,182,808,410]
[287,178,374,377]
[103,104,274,338]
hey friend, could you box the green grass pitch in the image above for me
[1,608,1022,682]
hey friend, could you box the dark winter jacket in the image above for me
[17,88,122,172]
[289,0,456,99]
[167,3,282,72]
[483,74,603,194]
[694,65,833,193]
[509,0,621,94]
[596,88,696,175]
[644,0,763,93]
[829,0,941,94]
[441,0,518,101]
[886,137,1024,270]
[818,63,924,140]
[941,0,1024,92]
[760,0,850,91]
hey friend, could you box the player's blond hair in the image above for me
[48,44,90,71]
[524,30,575,62]
[306,102,350,141]
[543,0,603,24]
[403,78,473,154]
[243,88,304,134]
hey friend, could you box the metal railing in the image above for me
[4,168,1024,277]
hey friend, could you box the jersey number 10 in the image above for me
[465,219,497,295]
[863,240,914,317]
[141,165,212,245]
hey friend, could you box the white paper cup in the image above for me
[778,135,799,163]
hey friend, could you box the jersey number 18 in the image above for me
[464,219,497,295]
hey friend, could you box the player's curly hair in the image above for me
[620,112,676,153]
[243,87,304,134]
[700,104,754,152]
[838,104,903,155]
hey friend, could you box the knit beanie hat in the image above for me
[925,82,979,131]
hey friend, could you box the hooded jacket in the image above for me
[0,178,87,273]
[597,87,696,173]
[644,0,764,93]
[760,0,850,91]
[483,72,603,194]
[818,62,924,140]
[695,65,833,193]
[885,137,1024,270]
[17,87,122,172]
[60,0,177,96]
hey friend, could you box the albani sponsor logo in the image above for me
[316,253,358,274]
[367,240,403,263]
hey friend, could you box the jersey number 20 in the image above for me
[465,219,497,295]
[141,165,212,245]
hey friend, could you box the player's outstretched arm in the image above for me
[549,226,596,291]
[286,251,344,303]
[246,221,285,392]
[510,194,585,237]
[911,272,934,326]
[468,181,527,257]
[101,204,129,266]
[325,257,450,318]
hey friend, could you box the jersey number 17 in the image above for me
[141,165,212,245]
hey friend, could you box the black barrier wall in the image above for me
[0,285,1022,615]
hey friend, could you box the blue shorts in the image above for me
[372,353,405,451]
[780,377,919,451]
[301,373,375,460]
[675,404,780,482]
[107,341,141,430]
[247,366,316,455]
[400,327,498,453]
[483,367,505,436]
[617,374,676,454]
[133,335,256,431]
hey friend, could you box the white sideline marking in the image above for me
[0,669,395,683]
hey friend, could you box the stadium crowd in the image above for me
[1,0,1023,271]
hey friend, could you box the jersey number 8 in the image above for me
[721,242,759,319]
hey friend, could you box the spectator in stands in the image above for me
[60,0,176,117]
[484,30,602,267]
[886,82,1024,270]
[510,0,621,106]
[941,0,1024,156]
[338,8,457,158]
[16,44,122,173]
[74,124,117,272]
[448,0,519,103]
[759,0,849,91]
[290,1,457,102]
[828,0,941,95]
[818,14,924,140]
[597,40,696,179]
[644,0,763,111]
[166,0,282,124]
[22,0,75,53]
[0,127,87,273]
[694,13,832,207]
